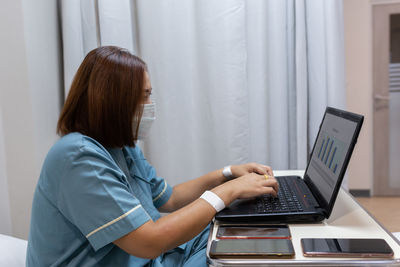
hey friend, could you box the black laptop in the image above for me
[216,107,364,223]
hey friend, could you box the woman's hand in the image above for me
[230,173,279,199]
[230,163,274,178]
[159,163,275,213]
[217,163,278,200]
[212,172,279,206]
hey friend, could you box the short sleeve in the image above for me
[149,174,173,208]
[57,145,152,251]
[127,146,173,208]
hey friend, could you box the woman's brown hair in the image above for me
[57,46,147,147]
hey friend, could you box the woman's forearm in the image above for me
[159,163,274,212]
[114,183,237,258]
[114,173,277,258]
[164,168,228,211]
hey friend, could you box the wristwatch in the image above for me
[222,165,233,179]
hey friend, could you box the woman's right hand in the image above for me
[232,173,279,199]
[212,173,279,206]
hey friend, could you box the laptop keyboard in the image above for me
[255,176,304,213]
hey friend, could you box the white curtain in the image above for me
[0,108,12,235]
[61,0,345,186]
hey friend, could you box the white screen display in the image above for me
[306,113,358,203]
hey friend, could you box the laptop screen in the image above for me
[305,108,362,209]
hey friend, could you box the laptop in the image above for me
[215,107,364,223]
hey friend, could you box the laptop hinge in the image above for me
[303,174,329,209]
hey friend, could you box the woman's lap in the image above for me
[154,225,210,267]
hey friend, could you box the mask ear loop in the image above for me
[146,94,156,117]
[149,93,156,105]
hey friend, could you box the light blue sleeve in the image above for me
[149,170,173,209]
[127,146,173,209]
[57,145,152,251]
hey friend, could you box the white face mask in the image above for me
[137,102,156,140]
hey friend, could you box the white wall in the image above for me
[0,109,12,235]
[343,0,374,190]
[0,0,37,238]
[0,0,62,239]
[344,0,400,192]
[22,0,63,172]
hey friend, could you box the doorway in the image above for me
[373,4,400,196]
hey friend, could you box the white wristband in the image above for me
[222,165,233,179]
[200,191,226,212]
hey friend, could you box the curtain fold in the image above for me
[60,0,346,186]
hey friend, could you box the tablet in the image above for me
[209,239,295,259]
[301,238,394,258]
[216,224,291,239]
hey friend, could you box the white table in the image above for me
[207,170,400,266]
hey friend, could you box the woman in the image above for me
[27,46,278,266]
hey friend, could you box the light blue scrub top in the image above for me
[26,132,174,266]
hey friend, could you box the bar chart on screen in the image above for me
[316,131,345,174]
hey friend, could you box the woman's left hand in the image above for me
[230,163,274,179]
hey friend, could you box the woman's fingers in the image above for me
[267,179,279,194]
[233,173,279,199]
[252,166,265,175]
[262,186,277,197]
[260,175,279,195]
[264,165,274,176]
[251,163,274,176]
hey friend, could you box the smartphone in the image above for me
[209,239,295,259]
[301,238,394,258]
[216,224,291,239]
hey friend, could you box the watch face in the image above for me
[223,166,232,178]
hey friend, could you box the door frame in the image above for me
[373,3,400,196]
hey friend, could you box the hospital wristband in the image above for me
[200,191,226,212]
[222,165,233,179]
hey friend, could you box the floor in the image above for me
[356,197,400,233]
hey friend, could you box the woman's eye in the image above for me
[144,88,152,98]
